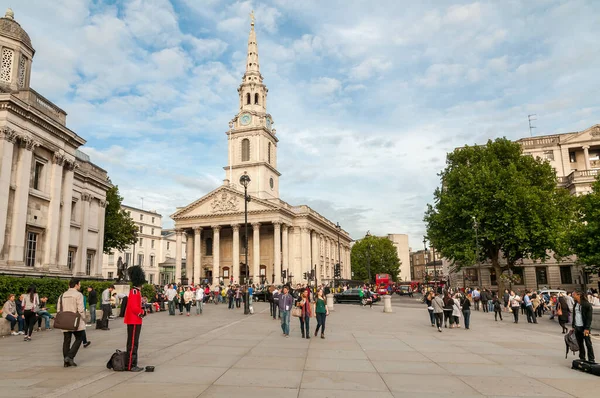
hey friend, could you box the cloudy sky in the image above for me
[13,0,600,249]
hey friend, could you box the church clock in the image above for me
[240,113,251,126]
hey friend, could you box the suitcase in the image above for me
[572,359,600,376]
[96,319,108,330]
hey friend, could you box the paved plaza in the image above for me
[0,297,598,398]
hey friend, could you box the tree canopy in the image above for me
[570,177,600,274]
[424,138,574,292]
[103,186,138,254]
[350,235,401,282]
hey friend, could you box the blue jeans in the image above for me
[428,309,435,325]
[89,305,96,324]
[6,314,24,331]
[463,309,471,329]
[37,310,52,328]
[280,310,290,335]
[168,300,175,315]
[488,300,494,312]
[299,315,310,337]
[196,301,203,315]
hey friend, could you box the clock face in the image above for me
[266,118,272,130]
[240,114,251,126]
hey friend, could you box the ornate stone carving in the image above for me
[52,152,65,166]
[252,222,261,229]
[211,225,222,231]
[193,226,203,232]
[98,200,107,208]
[231,224,240,232]
[273,221,281,229]
[80,192,92,202]
[18,136,39,151]
[210,191,240,213]
[591,126,600,137]
[0,126,17,143]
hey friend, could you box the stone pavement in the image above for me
[0,296,598,398]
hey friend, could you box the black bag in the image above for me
[54,294,81,331]
[106,350,128,371]
[572,359,600,376]
[119,296,128,318]
[96,319,108,330]
[564,330,579,358]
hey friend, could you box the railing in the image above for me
[565,169,599,185]
[520,137,560,147]
[15,89,67,125]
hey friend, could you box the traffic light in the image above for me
[334,263,340,278]
[311,269,315,280]
[282,270,287,278]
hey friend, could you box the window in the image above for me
[223,267,230,278]
[108,253,114,264]
[464,268,478,283]
[535,266,548,286]
[569,152,576,163]
[167,242,170,250]
[150,255,155,267]
[108,272,113,279]
[71,200,77,222]
[242,138,250,161]
[151,240,155,249]
[151,228,155,236]
[32,161,44,190]
[139,238,143,247]
[86,252,93,276]
[246,93,251,104]
[268,142,271,164]
[25,232,37,267]
[125,252,131,265]
[0,48,14,82]
[206,238,213,256]
[67,248,75,270]
[140,214,143,221]
[254,93,259,104]
[560,266,573,284]
[18,55,26,88]
[139,226,143,234]
[543,150,554,161]
[490,268,497,285]
[137,254,144,267]
[149,274,154,284]
[151,217,155,224]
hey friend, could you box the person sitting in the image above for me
[152,293,161,312]
[2,294,25,335]
[141,296,153,313]
[36,296,54,331]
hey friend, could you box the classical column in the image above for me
[282,224,289,280]
[273,222,281,284]
[291,226,302,283]
[96,199,107,276]
[583,146,591,170]
[0,128,17,257]
[311,230,319,279]
[302,227,311,279]
[231,224,240,284]
[43,152,65,267]
[186,232,194,281]
[212,225,221,283]
[252,223,261,281]
[76,193,91,275]
[58,161,76,268]
[175,229,183,283]
[193,227,202,285]
[8,136,38,263]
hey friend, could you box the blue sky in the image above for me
[13,0,600,249]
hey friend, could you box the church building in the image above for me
[172,16,353,286]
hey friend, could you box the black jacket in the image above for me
[88,289,98,306]
[572,300,593,330]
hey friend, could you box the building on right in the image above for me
[450,123,600,292]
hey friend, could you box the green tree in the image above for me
[351,235,401,282]
[424,138,574,293]
[103,186,138,254]
[570,177,600,275]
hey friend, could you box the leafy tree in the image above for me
[103,186,138,254]
[570,177,600,274]
[351,235,401,282]
[424,138,574,293]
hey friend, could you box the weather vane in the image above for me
[250,10,255,26]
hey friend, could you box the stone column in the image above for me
[301,227,311,280]
[232,224,240,284]
[291,227,302,283]
[77,193,91,275]
[311,230,319,280]
[96,199,107,276]
[212,225,221,284]
[282,224,289,281]
[175,229,183,283]
[186,232,194,281]
[583,145,591,170]
[193,227,202,285]
[0,128,17,257]
[58,161,76,268]
[273,222,281,284]
[43,152,65,267]
[252,223,261,282]
[8,136,38,263]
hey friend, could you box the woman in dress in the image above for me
[557,293,570,334]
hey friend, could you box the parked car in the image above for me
[397,285,413,296]
[252,289,269,302]
[334,289,373,306]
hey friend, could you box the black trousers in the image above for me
[511,306,520,323]
[315,312,326,335]
[126,324,142,370]
[526,306,537,323]
[575,327,595,363]
[272,302,279,319]
[23,310,37,337]
[101,304,111,328]
[494,308,503,321]
[63,331,84,360]
[434,312,443,328]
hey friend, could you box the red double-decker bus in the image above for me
[375,274,391,295]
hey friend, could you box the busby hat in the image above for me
[128,265,146,287]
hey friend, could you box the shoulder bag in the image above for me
[53,294,81,331]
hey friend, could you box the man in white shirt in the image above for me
[166,284,177,315]
[195,285,204,315]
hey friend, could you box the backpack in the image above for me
[106,349,128,371]
[565,330,579,359]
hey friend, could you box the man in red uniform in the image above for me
[124,266,146,372]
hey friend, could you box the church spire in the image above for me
[245,10,261,77]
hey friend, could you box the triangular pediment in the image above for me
[171,185,280,220]
[562,124,600,144]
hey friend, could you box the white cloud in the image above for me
[350,58,392,80]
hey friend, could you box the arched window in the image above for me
[254,93,259,104]
[246,93,251,105]
[242,138,250,161]
[268,142,271,164]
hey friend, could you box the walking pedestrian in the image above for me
[100,285,115,330]
[86,286,97,326]
[572,289,595,363]
[22,285,39,341]
[480,289,489,313]
[124,266,146,372]
[524,291,537,324]
[460,293,471,329]
[432,292,444,332]
[442,292,454,328]
[227,286,235,309]
[557,293,570,334]
[166,284,177,315]
[278,286,293,337]
[195,284,204,315]
[509,291,521,323]
[493,294,503,321]
[297,289,312,339]
[177,287,184,314]
[235,286,242,308]
[452,293,462,328]
[425,291,435,327]
[314,289,329,338]
[503,289,510,312]
[272,286,280,319]
[58,279,86,367]
[183,286,193,316]
[472,288,480,311]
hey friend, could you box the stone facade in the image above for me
[172,18,352,286]
[386,234,410,282]
[0,9,110,278]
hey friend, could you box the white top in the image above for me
[166,288,177,301]
[574,303,584,327]
[195,289,204,300]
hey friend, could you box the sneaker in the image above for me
[130,366,144,372]
[11,331,18,336]
[438,327,442,332]
[85,324,92,327]
[18,331,25,335]
[83,342,91,348]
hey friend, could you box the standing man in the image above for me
[572,289,595,363]
[272,286,280,320]
[472,288,480,311]
[524,291,537,324]
[58,279,86,367]
[124,266,146,372]
[166,284,177,315]
[278,286,294,338]
[100,285,114,330]
[86,286,97,327]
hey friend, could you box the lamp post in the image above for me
[335,222,342,289]
[472,216,481,289]
[240,172,251,315]
[365,230,372,284]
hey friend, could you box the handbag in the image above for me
[557,303,563,316]
[53,294,81,331]
[291,306,302,318]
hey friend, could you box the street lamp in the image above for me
[335,222,342,289]
[472,216,481,288]
[365,230,372,284]
[423,236,438,292]
[240,172,251,315]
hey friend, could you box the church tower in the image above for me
[225,12,280,200]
